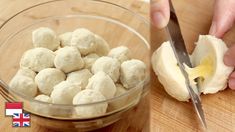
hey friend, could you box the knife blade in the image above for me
[166,0,207,129]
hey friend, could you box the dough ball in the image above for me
[15,68,36,79]
[33,94,52,115]
[114,84,128,96]
[35,68,66,95]
[51,81,82,104]
[109,84,128,110]
[73,89,108,118]
[83,53,99,70]
[67,69,92,90]
[32,27,60,51]
[86,71,116,99]
[108,46,131,63]
[94,35,110,56]
[120,59,146,89]
[54,46,84,73]
[34,94,52,103]
[70,28,96,55]
[20,48,55,72]
[59,32,72,47]
[92,56,120,82]
[9,75,37,97]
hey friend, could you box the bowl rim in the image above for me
[0,0,150,30]
[0,0,150,110]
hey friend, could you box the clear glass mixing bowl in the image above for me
[0,0,150,131]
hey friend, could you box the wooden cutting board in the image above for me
[151,0,235,131]
[0,0,234,131]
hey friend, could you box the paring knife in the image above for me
[166,0,207,129]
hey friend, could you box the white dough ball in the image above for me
[35,68,66,95]
[33,94,52,115]
[54,46,84,73]
[109,84,128,110]
[9,75,37,97]
[83,53,99,70]
[32,27,60,51]
[73,89,108,118]
[15,68,36,79]
[59,32,72,47]
[34,94,52,103]
[67,69,92,90]
[108,46,131,63]
[92,56,120,82]
[70,28,96,55]
[115,84,128,96]
[94,35,110,56]
[51,81,82,104]
[120,59,146,89]
[86,71,116,99]
[20,48,55,72]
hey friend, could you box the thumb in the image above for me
[209,0,235,38]
[151,0,170,29]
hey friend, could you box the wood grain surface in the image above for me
[0,0,235,132]
[0,0,149,132]
[151,0,235,131]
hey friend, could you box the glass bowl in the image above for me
[0,0,150,131]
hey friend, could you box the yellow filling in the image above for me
[185,55,214,81]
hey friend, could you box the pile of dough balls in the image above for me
[9,27,147,118]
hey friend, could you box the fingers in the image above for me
[228,72,235,90]
[224,44,235,90]
[223,44,235,66]
[209,0,235,38]
[151,0,170,29]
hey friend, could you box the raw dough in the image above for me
[34,94,52,103]
[59,32,72,47]
[54,46,84,73]
[32,27,60,51]
[120,59,146,89]
[86,71,116,99]
[33,94,52,115]
[35,68,66,95]
[70,28,96,55]
[20,48,55,72]
[83,53,99,70]
[67,69,92,90]
[15,68,36,79]
[92,56,120,82]
[73,89,108,118]
[109,84,128,110]
[94,35,110,56]
[51,81,82,104]
[9,75,37,97]
[108,46,131,63]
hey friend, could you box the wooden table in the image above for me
[0,0,235,131]
[0,0,150,132]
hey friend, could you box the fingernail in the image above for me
[229,78,235,90]
[223,51,235,66]
[209,21,217,36]
[152,12,167,29]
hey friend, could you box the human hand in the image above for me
[210,0,235,90]
[150,0,170,29]
[209,0,235,38]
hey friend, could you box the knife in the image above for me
[166,0,207,129]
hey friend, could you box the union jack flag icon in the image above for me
[12,113,30,127]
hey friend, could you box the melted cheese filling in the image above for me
[186,55,214,81]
